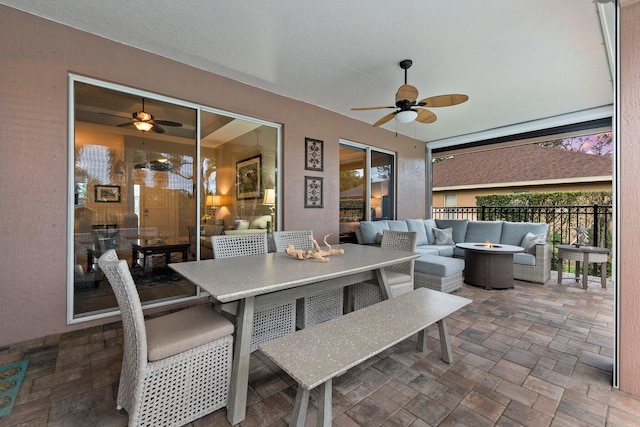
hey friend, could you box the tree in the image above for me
[540,132,612,156]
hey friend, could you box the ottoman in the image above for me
[414,254,465,293]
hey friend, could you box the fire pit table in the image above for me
[456,242,524,290]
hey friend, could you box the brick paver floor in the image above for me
[1,272,639,426]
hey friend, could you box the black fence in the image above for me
[432,205,613,275]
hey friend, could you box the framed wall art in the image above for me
[305,137,324,171]
[94,185,121,203]
[236,155,262,200]
[304,176,323,208]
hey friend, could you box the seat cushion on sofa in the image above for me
[435,219,469,243]
[513,252,536,266]
[406,219,429,245]
[359,220,389,244]
[415,246,441,256]
[424,219,438,244]
[501,221,548,246]
[429,245,455,257]
[465,221,503,244]
[415,254,465,277]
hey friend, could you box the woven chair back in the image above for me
[272,230,314,252]
[211,233,268,258]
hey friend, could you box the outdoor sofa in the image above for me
[355,219,551,285]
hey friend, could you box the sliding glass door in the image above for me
[339,140,395,242]
[69,76,280,321]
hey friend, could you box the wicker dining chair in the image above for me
[211,233,296,352]
[273,230,344,329]
[97,249,234,427]
[353,230,418,310]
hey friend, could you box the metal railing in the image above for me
[431,205,613,275]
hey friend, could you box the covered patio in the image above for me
[3,272,637,426]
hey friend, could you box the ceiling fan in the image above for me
[116,98,183,133]
[352,59,469,127]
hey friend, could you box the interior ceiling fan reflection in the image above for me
[103,98,183,133]
[351,59,468,127]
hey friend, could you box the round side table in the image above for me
[556,244,610,289]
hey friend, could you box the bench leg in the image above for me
[417,329,427,352]
[317,379,332,427]
[290,385,310,427]
[437,319,453,364]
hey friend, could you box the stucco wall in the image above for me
[619,1,640,396]
[0,6,426,346]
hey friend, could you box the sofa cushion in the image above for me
[406,219,429,246]
[236,220,250,230]
[387,220,409,231]
[513,252,536,266]
[250,215,272,229]
[501,222,548,246]
[415,245,441,256]
[429,245,455,257]
[520,232,547,254]
[415,254,465,277]
[434,227,455,245]
[435,219,469,243]
[359,220,389,244]
[424,219,437,244]
[465,221,503,244]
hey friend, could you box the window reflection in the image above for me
[71,79,279,319]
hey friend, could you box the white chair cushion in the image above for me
[385,270,412,286]
[146,304,234,361]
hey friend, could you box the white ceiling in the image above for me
[1,0,615,143]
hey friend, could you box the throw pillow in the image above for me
[434,227,455,245]
[520,232,546,254]
[375,233,384,244]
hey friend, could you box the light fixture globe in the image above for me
[395,109,418,123]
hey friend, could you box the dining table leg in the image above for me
[227,296,255,425]
[374,268,391,300]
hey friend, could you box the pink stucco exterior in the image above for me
[619,1,640,396]
[0,6,425,347]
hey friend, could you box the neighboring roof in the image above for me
[432,144,612,189]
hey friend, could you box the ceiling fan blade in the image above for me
[154,119,183,127]
[373,112,396,127]
[416,108,437,124]
[396,84,418,103]
[151,123,165,133]
[117,122,135,127]
[418,94,469,108]
[351,105,395,111]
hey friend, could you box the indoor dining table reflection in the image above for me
[169,243,420,425]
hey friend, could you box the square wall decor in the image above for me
[305,137,324,171]
[304,176,323,208]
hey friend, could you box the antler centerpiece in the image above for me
[284,234,344,263]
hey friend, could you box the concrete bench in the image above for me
[259,287,472,427]
[414,254,465,293]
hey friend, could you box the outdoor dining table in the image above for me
[169,243,421,425]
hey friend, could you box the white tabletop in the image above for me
[169,243,421,303]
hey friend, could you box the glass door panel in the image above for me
[339,144,366,242]
[72,81,197,318]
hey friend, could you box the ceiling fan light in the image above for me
[134,121,153,132]
[395,110,418,123]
